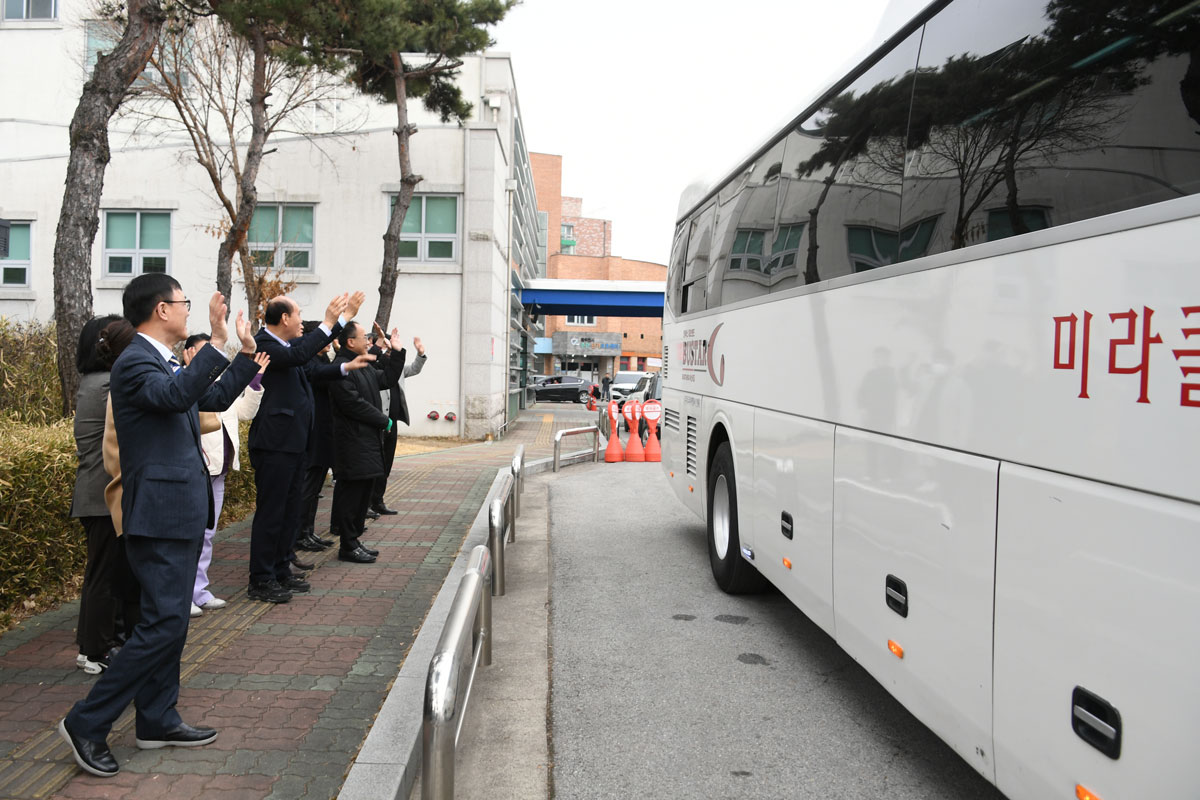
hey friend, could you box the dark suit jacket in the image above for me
[368,347,426,426]
[109,335,257,540]
[329,347,406,480]
[302,348,340,469]
[249,323,341,454]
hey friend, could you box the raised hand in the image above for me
[182,344,200,366]
[389,326,402,351]
[208,292,229,350]
[345,291,366,320]
[413,336,424,356]
[253,352,270,373]
[346,353,377,371]
[234,310,256,354]
[325,293,347,327]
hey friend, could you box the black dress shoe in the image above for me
[365,508,380,520]
[290,555,316,571]
[338,545,377,564]
[247,580,292,603]
[296,534,330,552]
[281,575,311,593]
[135,722,218,749]
[59,718,119,777]
[315,535,335,546]
[370,503,398,515]
[360,543,380,557]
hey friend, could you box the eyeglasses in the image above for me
[162,299,192,311]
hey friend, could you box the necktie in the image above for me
[168,355,182,374]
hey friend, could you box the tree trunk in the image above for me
[1002,107,1030,237]
[804,145,854,285]
[237,241,263,332]
[376,53,423,330]
[51,0,165,415]
[224,27,270,318]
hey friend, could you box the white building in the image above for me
[0,2,545,437]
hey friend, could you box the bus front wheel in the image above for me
[707,443,767,594]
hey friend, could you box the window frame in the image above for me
[102,211,172,278]
[248,203,316,272]
[565,315,596,326]
[3,0,56,20]
[391,193,461,263]
[1,221,32,288]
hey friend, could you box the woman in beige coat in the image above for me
[182,333,269,616]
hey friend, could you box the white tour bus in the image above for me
[658,0,1200,798]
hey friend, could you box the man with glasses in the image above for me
[59,273,260,778]
[247,291,371,603]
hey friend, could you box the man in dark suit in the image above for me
[367,330,427,517]
[59,275,259,778]
[295,322,339,553]
[247,291,371,603]
[329,322,406,563]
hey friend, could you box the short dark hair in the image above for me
[264,298,293,326]
[184,332,211,351]
[337,320,359,348]
[123,273,182,327]
[76,314,122,374]
[95,319,135,370]
[301,319,321,335]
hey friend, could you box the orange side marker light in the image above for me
[688,485,694,493]
[782,557,792,570]
[888,640,904,659]
[670,471,674,477]
[1076,785,1102,800]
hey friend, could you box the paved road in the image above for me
[464,461,1008,800]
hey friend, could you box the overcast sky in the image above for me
[488,0,905,266]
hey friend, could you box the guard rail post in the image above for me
[510,444,525,518]
[552,426,601,472]
[421,545,492,800]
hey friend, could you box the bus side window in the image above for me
[900,0,1200,259]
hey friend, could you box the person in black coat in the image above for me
[296,321,339,553]
[366,326,427,517]
[328,322,406,563]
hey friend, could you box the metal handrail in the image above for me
[422,545,493,800]
[487,472,516,596]
[553,425,601,472]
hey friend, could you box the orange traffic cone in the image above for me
[625,401,645,462]
[642,400,662,462]
[587,395,596,411]
[604,401,624,462]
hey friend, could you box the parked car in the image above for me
[608,371,651,402]
[534,375,596,403]
[622,372,662,434]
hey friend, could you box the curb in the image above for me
[337,447,596,800]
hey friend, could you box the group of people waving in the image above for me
[60,272,424,778]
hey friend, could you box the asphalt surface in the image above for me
[458,460,1009,800]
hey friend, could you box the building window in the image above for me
[84,20,189,86]
[566,315,595,326]
[765,224,805,274]
[561,223,575,255]
[392,194,459,262]
[729,229,765,271]
[3,0,56,20]
[986,207,1049,242]
[103,212,171,276]
[248,204,315,271]
[1,222,31,286]
[620,356,629,370]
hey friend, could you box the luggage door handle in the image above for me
[885,575,908,618]
[1072,686,1121,759]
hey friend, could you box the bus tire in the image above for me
[707,443,767,594]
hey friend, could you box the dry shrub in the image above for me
[0,318,63,424]
[0,417,82,628]
[220,420,257,526]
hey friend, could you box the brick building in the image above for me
[530,153,665,380]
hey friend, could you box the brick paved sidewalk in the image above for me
[0,407,595,800]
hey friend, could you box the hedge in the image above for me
[0,416,258,630]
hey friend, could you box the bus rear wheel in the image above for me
[707,443,767,594]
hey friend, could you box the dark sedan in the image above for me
[534,375,596,403]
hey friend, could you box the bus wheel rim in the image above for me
[712,474,730,559]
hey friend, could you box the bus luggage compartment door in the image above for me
[994,465,1200,800]
[833,428,997,782]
